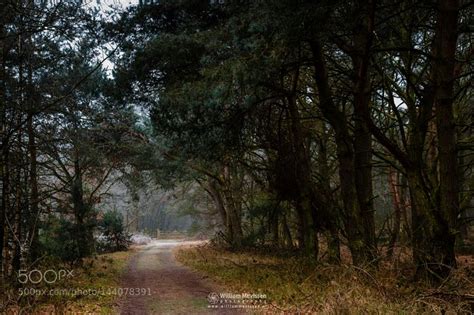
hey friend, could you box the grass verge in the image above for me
[176,245,474,314]
[2,248,136,314]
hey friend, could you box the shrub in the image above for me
[39,215,95,264]
[97,211,131,253]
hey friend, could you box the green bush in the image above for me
[97,211,131,253]
[39,215,95,264]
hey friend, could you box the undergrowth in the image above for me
[176,244,474,314]
[1,248,136,314]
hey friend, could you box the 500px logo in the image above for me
[17,269,74,284]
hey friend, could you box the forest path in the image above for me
[117,240,241,315]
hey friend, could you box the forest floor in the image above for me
[176,244,474,314]
[4,240,472,314]
[3,240,244,314]
[2,249,135,314]
[117,240,243,315]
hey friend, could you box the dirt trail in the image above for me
[118,240,242,315]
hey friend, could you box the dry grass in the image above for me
[176,244,474,314]
[2,247,137,314]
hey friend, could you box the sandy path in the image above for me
[118,240,242,315]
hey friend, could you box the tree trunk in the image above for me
[316,119,341,263]
[310,40,372,265]
[270,209,279,246]
[226,202,243,247]
[404,0,460,281]
[388,168,401,258]
[351,0,377,263]
[286,83,317,257]
[406,169,456,279]
[207,179,229,239]
[0,141,8,277]
[282,212,293,248]
[72,157,93,259]
[0,18,6,277]
[400,174,411,242]
[429,0,460,278]
[27,106,40,262]
[12,150,23,273]
[207,172,243,248]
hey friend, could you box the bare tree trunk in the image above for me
[207,179,228,233]
[12,149,23,273]
[0,18,5,278]
[310,40,370,266]
[27,54,40,262]
[225,201,243,247]
[428,0,460,278]
[282,212,293,248]
[388,168,401,258]
[26,113,39,261]
[286,77,317,257]
[316,119,341,263]
[72,156,93,260]
[400,174,411,242]
[205,169,244,249]
[220,165,243,248]
[271,209,279,246]
[351,0,377,263]
[0,141,8,277]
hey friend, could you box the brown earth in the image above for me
[117,240,244,315]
